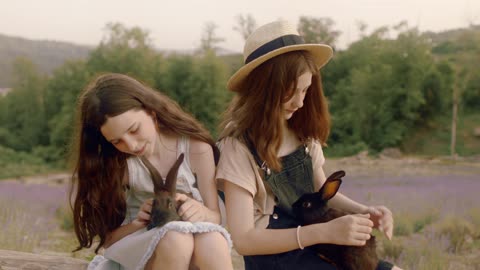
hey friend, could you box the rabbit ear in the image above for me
[318,178,342,201]
[165,153,185,194]
[141,156,164,194]
[326,170,346,181]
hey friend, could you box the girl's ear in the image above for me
[150,111,158,125]
[318,178,342,201]
[165,153,185,194]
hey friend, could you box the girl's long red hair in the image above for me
[219,51,330,171]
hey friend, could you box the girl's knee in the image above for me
[194,232,228,246]
[156,231,194,256]
[193,232,230,254]
[192,232,233,270]
[146,231,194,269]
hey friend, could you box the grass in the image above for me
[56,205,74,232]
[378,211,480,269]
[0,197,94,261]
[433,216,477,253]
[388,210,439,239]
[0,199,42,252]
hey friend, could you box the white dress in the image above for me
[88,136,231,270]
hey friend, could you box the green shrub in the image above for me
[0,145,57,179]
[324,141,369,157]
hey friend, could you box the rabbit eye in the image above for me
[168,202,173,208]
[302,202,312,208]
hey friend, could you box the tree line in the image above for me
[0,16,479,170]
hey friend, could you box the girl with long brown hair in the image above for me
[70,73,232,270]
[216,21,401,270]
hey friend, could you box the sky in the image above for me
[0,0,479,53]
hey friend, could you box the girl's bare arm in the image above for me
[313,163,393,239]
[182,139,221,224]
[103,198,152,248]
[223,181,373,256]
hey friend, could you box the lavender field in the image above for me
[1,156,479,269]
[0,174,93,259]
[324,156,480,269]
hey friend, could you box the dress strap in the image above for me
[176,135,190,164]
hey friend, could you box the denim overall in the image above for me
[242,137,394,270]
[243,137,336,270]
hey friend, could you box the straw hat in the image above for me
[227,20,333,92]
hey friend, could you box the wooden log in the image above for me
[0,249,88,270]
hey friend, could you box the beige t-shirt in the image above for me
[216,137,326,229]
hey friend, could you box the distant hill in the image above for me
[2,24,477,88]
[0,34,92,87]
[424,24,480,44]
[0,33,244,88]
[423,24,480,54]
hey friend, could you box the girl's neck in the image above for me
[149,131,178,159]
[278,122,301,157]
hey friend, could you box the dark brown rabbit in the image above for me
[292,170,379,270]
[141,153,184,230]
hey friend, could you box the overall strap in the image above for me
[242,134,271,175]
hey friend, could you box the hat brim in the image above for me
[227,44,333,92]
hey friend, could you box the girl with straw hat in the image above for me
[216,20,401,269]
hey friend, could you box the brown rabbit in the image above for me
[292,170,379,270]
[141,153,184,230]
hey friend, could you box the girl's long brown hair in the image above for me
[219,51,330,171]
[70,73,218,253]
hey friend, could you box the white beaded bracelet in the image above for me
[296,225,304,250]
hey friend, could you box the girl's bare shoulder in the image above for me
[188,138,212,155]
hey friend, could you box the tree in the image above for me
[157,54,196,103]
[463,71,480,109]
[326,25,436,153]
[0,57,47,151]
[184,51,229,135]
[87,22,159,84]
[44,60,91,160]
[233,14,257,41]
[297,16,341,48]
[418,63,452,122]
[430,25,480,156]
[199,22,225,54]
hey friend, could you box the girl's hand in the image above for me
[176,193,207,222]
[326,214,374,246]
[366,205,393,240]
[133,198,153,227]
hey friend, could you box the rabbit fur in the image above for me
[141,153,185,230]
[291,170,379,270]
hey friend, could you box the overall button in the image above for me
[272,213,279,219]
